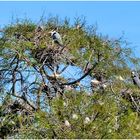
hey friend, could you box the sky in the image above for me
[0,1,140,57]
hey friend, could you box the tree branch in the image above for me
[62,62,98,86]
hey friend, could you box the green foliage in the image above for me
[9,91,140,139]
[0,16,140,139]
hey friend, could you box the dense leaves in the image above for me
[0,16,140,138]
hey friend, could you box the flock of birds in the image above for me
[91,71,140,90]
[1,26,140,89]
[50,29,140,90]
[48,27,140,90]
[1,26,140,136]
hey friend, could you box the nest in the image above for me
[32,47,64,66]
[0,99,34,138]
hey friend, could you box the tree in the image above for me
[0,16,140,139]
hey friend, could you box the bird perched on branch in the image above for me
[91,78,108,91]
[49,30,63,46]
[91,79,100,85]
[131,71,140,88]
[115,75,124,81]
[75,24,82,30]
[50,72,60,79]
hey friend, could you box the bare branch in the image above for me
[62,62,98,85]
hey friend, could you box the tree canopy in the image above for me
[0,16,140,139]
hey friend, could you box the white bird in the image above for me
[91,79,100,85]
[102,83,107,89]
[50,30,63,46]
[64,120,71,127]
[72,114,78,120]
[84,117,91,124]
[50,72,60,78]
[76,24,82,30]
[98,100,104,106]
[115,75,124,81]
[63,101,67,107]
[65,85,73,91]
